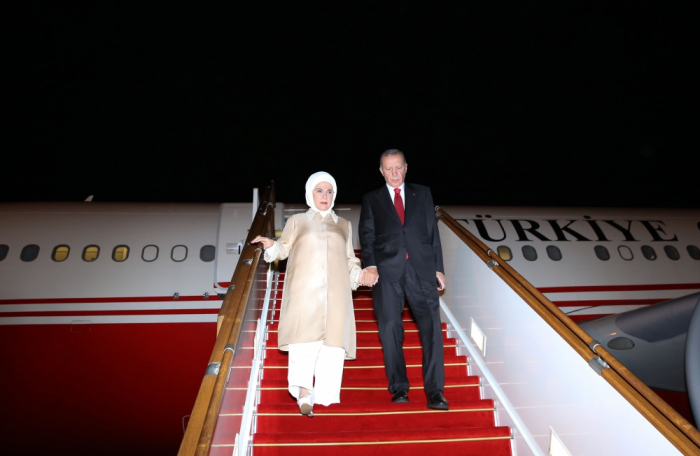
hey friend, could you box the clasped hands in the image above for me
[358,267,379,287]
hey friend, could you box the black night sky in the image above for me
[3,3,697,208]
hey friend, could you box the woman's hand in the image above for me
[251,236,274,249]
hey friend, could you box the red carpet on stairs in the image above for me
[210,264,512,455]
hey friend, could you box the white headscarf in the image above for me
[305,171,337,218]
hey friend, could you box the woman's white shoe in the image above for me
[297,395,313,417]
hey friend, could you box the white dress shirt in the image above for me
[386,183,405,208]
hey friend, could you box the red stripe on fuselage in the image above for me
[551,298,667,307]
[538,283,700,293]
[0,295,222,305]
[1,308,220,318]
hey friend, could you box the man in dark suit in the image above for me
[358,149,448,410]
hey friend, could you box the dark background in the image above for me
[3,2,696,208]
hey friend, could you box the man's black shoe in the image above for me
[427,391,449,410]
[391,390,409,403]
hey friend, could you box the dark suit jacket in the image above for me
[359,183,444,283]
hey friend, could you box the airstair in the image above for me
[178,183,700,456]
[209,267,511,455]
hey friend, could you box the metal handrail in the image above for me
[437,206,700,455]
[178,182,276,456]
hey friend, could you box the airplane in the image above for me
[1,198,699,455]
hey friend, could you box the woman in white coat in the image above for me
[252,171,370,417]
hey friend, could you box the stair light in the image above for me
[549,427,572,456]
[470,318,486,355]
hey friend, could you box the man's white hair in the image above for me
[380,149,406,165]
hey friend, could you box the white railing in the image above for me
[440,300,544,456]
[235,264,275,455]
[438,221,684,456]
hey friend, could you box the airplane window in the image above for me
[594,246,610,261]
[200,245,215,262]
[664,245,680,261]
[641,245,656,260]
[112,245,130,262]
[496,246,512,261]
[546,245,562,261]
[618,245,633,261]
[82,245,100,262]
[20,244,40,262]
[52,245,70,262]
[172,245,188,262]
[688,246,700,260]
[0,244,8,261]
[521,245,537,261]
[142,245,159,262]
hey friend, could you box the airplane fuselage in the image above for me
[2,202,699,455]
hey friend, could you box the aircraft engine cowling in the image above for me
[580,292,700,414]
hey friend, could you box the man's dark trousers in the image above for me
[373,260,445,395]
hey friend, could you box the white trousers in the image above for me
[287,341,345,406]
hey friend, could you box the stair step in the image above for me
[261,354,467,367]
[255,400,496,433]
[259,362,468,381]
[266,322,448,332]
[264,331,452,346]
[225,439,512,456]
[249,427,512,456]
[260,375,477,389]
[264,340,458,352]
[254,382,483,405]
[353,309,417,319]
[262,345,460,362]
[257,398,492,414]
[266,314,421,323]
[266,318,429,326]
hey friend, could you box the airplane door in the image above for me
[214,203,253,294]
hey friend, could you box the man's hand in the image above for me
[361,267,379,287]
[436,271,446,291]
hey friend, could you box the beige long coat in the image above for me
[264,209,360,359]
